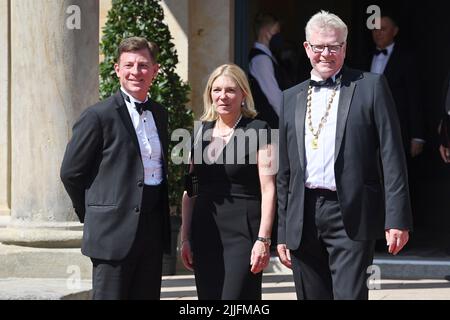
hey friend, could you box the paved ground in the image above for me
[0,273,449,300]
[161,272,450,300]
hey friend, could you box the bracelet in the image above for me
[256,236,271,246]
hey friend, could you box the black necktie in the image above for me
[374,49,388,56]
[134,101,151,115]
[310,77,336,88]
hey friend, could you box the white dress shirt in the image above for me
[370,42,395,74]
[121,88,163,186]
[304,73,341,191]
[249,42,282,116]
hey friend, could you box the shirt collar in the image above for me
[310,68,343,82]
[120,87,149,104]
[254,42,274,58]
[376,42,395,56]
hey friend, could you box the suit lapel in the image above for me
[114,91,169,176]
[149,100,168,168]
[335,70,356,161]
[295,84,308,173]
[114,91,141,154]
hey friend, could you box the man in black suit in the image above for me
[368,15,425,158]
[60,37,170,300]
[276,11,412,300]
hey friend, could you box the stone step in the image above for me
[267,254,450,280]
[0,278,91,300]
[373,256,450,280]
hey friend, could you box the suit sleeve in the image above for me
[60,109,103,222]
[276,91,289,244]
[374,75,413,230]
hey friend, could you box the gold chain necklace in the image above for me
[306,78,341,150]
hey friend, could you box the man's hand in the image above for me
[385,229,409,255]
[276,244,292,269]
[410,140,424,158]
[439,145,450,163]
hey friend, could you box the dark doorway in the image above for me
[236,0,450,254]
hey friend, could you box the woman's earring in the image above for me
[241,100,246,108]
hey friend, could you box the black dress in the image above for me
[190,117,271,300]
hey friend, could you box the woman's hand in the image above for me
[250,240,270,274]
[180,240,194,271]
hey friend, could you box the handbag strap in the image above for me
[187,123,203,174]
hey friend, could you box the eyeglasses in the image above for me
[308,42,345,54]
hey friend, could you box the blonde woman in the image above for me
[180,64,276,300]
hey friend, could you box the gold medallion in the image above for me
[312,137,318,150]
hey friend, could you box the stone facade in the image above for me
[0,0,99,245]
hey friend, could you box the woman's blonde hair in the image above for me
[200,63,257,121]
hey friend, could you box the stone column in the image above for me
[0,0,99,247]
[161,0,189,83]
[0,0,10,217]
[189,0,234,116]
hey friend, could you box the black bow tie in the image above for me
[310,78,337,88]
[121,91,150,115]
[134,101,151,115]
[374,49,388,56]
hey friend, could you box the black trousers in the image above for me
[91,185,164,300]
[291,188,375,300]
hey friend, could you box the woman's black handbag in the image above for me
[184,124,203,198]
[184,172,199,198]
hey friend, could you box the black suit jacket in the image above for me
[60,91,171,260]
[440,72,450,147]
[366,45,424,152]
[277,67,413,250]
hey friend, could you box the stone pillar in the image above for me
[189,0,234,116]
[0,0,99,247]
[161,0,189,82]
[0,0,10,217]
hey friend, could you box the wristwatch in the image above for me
[257,236,271,246]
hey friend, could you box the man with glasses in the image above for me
[276,11,412,299]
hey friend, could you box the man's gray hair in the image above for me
[305,10,348,42]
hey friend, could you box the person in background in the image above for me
[60,37,170,300]
[368,15,425,159]
[249,12,286,129]
[276,11,412,300]
[365,15,425,246]
[180,64,276,300]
